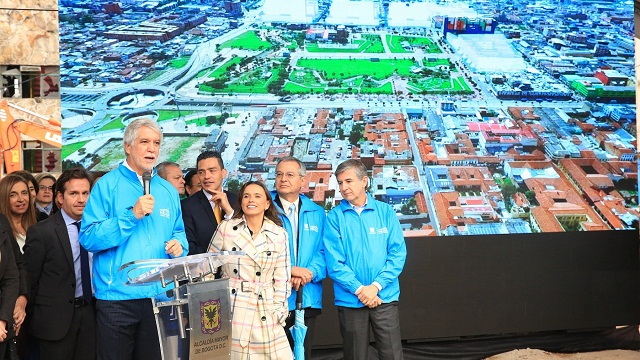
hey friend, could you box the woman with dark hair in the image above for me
[208,180,292,360]
[0,174,34,359]
[0,213,19,358]
[0,174,37,253]
[13,171,46,222]
[34,173,58,219]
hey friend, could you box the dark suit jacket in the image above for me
[181,190,238,255]
[23,211,89,341]
[0,214,19,334]
[7,227,29,302]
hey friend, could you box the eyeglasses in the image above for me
[39,185,53,192]
[275,172,301,179]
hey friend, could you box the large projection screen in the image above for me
[59,0,639,342]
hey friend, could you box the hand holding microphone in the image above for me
[133,171,155,219]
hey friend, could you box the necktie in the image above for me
[288,204,298,258]
[213,201,223,224]
[74,222,92,301]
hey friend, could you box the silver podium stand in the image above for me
[119,252,243,360]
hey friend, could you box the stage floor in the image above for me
[309,326,640,360]
[487,348,638,360]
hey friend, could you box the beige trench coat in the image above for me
[208,217,293,360]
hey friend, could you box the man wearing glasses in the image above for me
[271,156,326,359]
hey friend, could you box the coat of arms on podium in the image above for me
[200,299,222,334]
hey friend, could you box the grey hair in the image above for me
[335,159,368,180]
[123,118,163,147]
[156,161,181,179]
[35,173,57,184]
[277,156,306,176]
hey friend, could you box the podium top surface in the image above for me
[119,251,243,286]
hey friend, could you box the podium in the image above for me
[119,252,243,360]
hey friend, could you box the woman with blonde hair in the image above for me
[208,180,293,360]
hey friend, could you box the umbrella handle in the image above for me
[296,286,303,310]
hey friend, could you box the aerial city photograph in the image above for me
[58,0,638,237]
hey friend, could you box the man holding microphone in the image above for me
[80,118,188,360]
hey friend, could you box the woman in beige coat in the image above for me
[208,181,293,360]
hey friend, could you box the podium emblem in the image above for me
[200,299,222,334]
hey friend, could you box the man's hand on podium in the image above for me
[165,239,184,257]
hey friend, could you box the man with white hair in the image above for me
[80,118,188,360]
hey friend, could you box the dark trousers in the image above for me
[337,303,404,360]
[284,310,317,360]
[0,340,8,360]
[16,315,32,359]
[96,299,160,360]
[38,303,96,360]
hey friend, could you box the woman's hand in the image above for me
[13,295,27,331]
[0,320,7,342]
[274,309,288,327]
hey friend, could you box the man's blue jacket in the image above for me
[80,164,188,300]
[323,193,406,308]
[271,191,326,311]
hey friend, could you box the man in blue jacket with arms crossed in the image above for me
[80,118,188,360]
[324,159,407,360]
[271,156,326,359]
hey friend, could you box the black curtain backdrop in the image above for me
[311,230,640,359]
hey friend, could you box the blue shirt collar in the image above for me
[60,208,78,227]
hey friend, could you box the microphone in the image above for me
[142,171,151,216]
[142,171,151,195]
